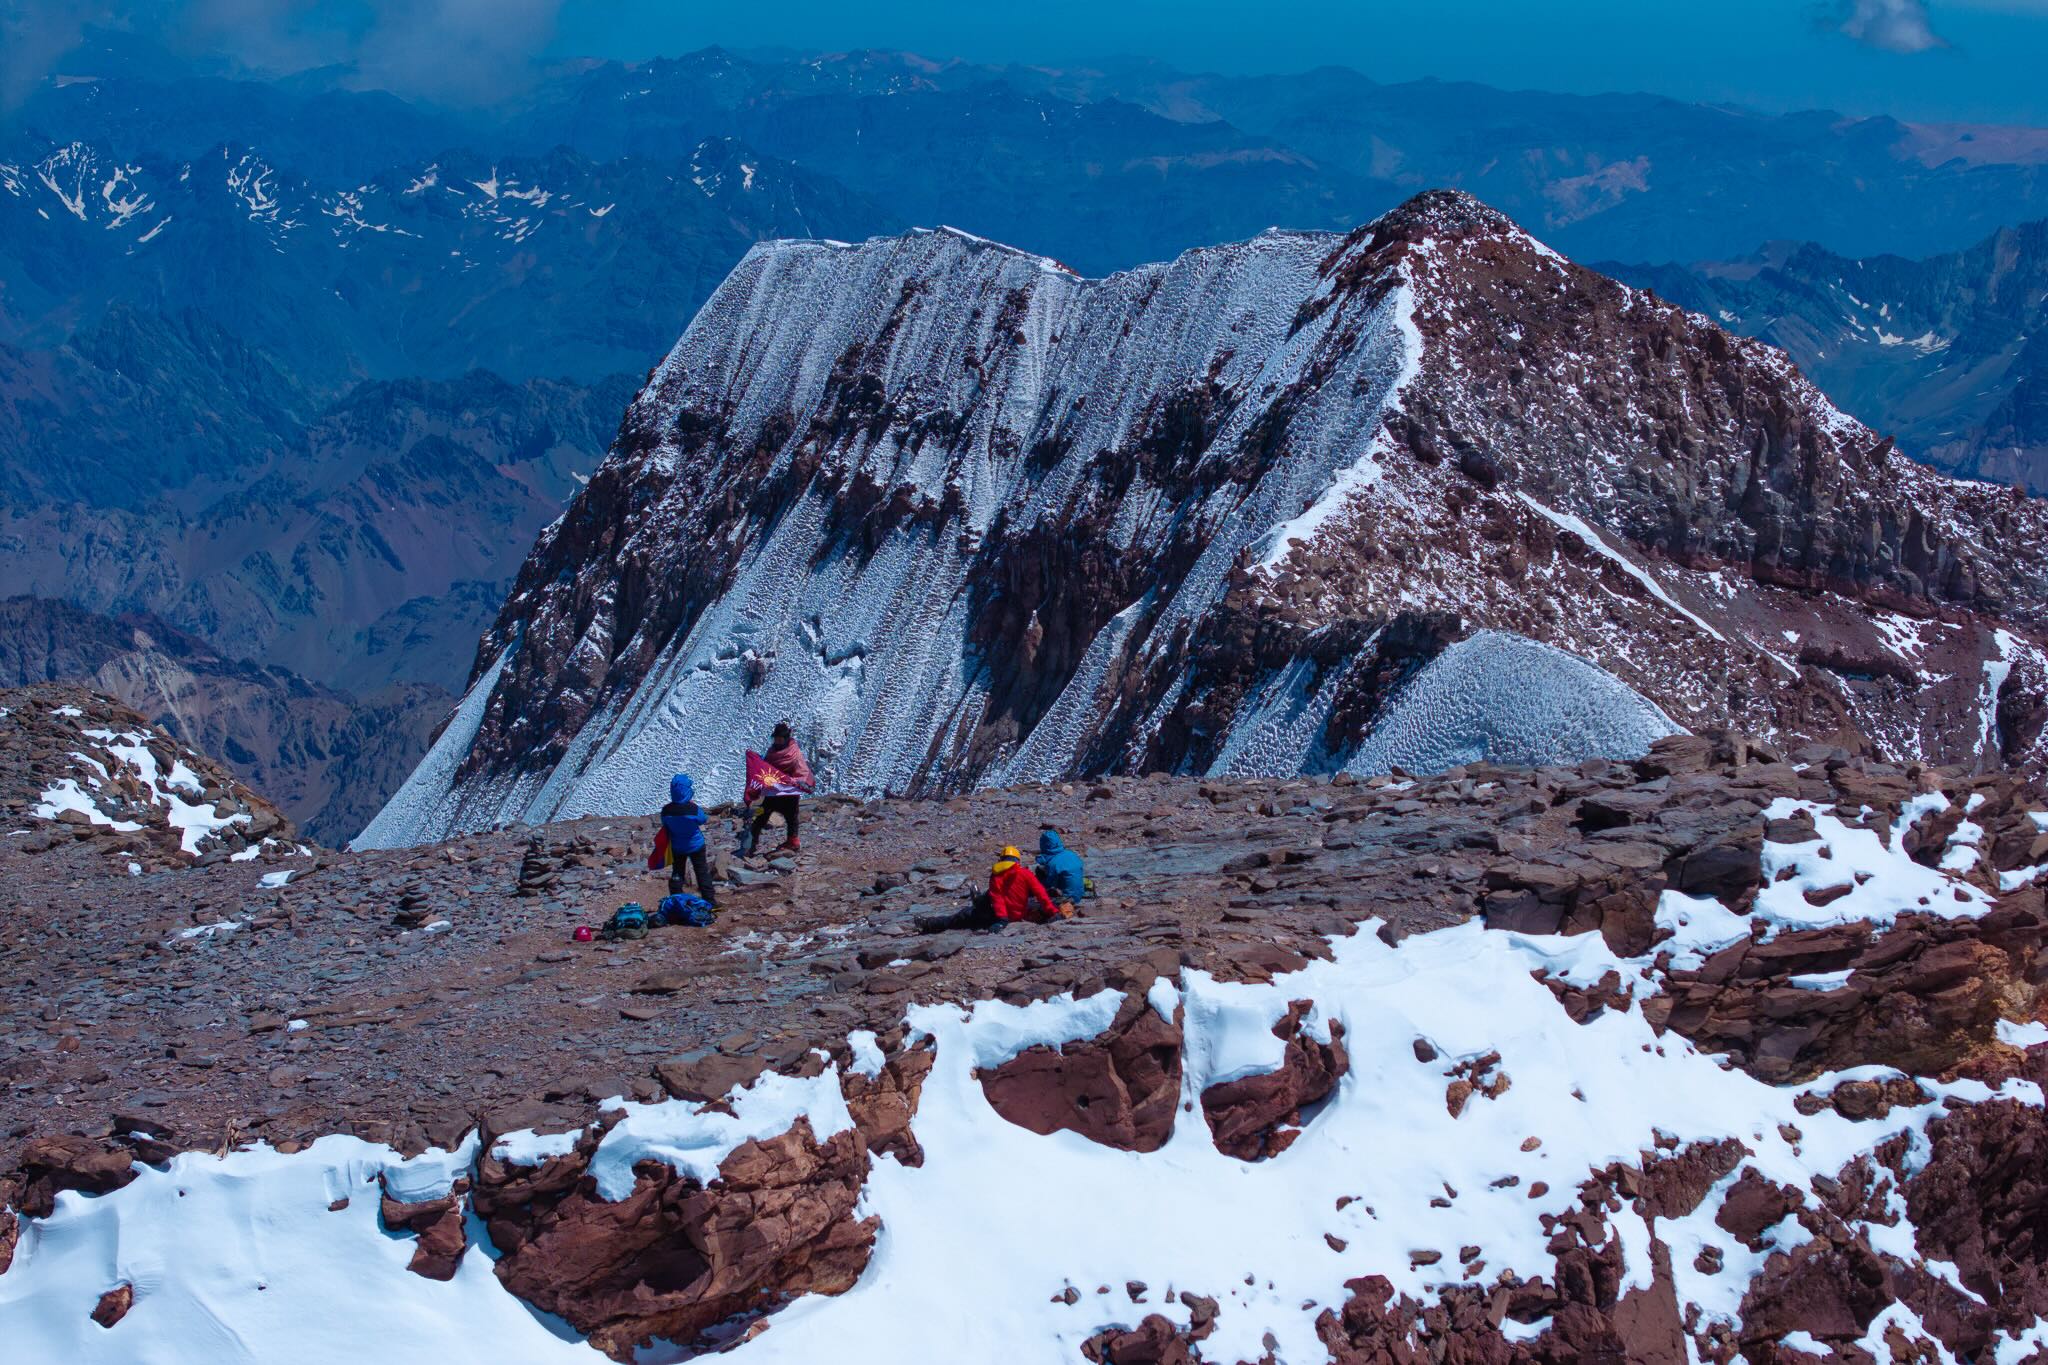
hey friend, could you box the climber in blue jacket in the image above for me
[648,773,716,908]
[1034,829,1086,907]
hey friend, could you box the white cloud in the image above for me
[1834,0,1950,52]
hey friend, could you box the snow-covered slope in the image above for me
[1342,631,1681,776]
[363,191,2048,847]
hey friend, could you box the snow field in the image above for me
[1343,630,1681,776]
[1752,796,1992,937]
[31,778,142,832]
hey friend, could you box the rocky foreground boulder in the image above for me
[4,732,2048,1359]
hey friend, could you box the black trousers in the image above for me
[918,893,999,934]
[751,794,800,843]
[667,847,715,905]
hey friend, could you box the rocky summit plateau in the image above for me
[13,16,2048,1360]
[7,674,2048,1361]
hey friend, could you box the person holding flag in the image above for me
[742,722,814,854]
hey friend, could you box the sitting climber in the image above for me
[917,846,1069,933]
[648,773,717,909]
[746,722,814,854]
[1034,828,1086,907]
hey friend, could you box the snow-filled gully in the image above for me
[5,814,2044,1363]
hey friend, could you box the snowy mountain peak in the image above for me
[360,192,2048,848]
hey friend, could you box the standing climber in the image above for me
[747,722,814,854]
[917,845,1069,933]
[1034,829,1086,908]
[648,773,717,908]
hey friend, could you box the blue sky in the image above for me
[553,0,2048,124]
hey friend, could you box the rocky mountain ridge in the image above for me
[363,191,2048,847]
[5,718,2048,1361]
[0,598,439,845]
[0,359,641,843]
[0,683,297,869]
[1611,217,2048,494]
[27,43,2048,269]
[12,52,2048,849]
[0,133,891,389]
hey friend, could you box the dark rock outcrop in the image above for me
[379,1176,471,1281]
[1900,1098,2048,1335]
[1650,898,2047,1084]
[16,1135,136,1218]
[90,1281,133,1328]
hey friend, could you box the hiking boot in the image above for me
[781,837,801,853]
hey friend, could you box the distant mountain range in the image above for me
[6,42,2048,838]
[1608,219,2048,492]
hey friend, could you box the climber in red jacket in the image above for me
[918,846,1071,933]
[988,845,1061,921]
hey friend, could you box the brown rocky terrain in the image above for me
[6,697,2048,1360]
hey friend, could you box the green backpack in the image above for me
[602,902,650,941]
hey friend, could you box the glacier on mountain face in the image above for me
[1343,631,1681,776]
[1204,643,1368,780]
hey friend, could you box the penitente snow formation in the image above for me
[360,190,2048,849]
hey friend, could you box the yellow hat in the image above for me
[1001,845,1021,859]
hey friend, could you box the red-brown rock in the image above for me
[1900,1098,2048,1335]
[473,1116,876,1361]
[1657,909,2046,1084]
[978,992,1182,1152]
[841,1045,933,1167]
[16,1135,136,1218]
[90,1281,133,1328]
[1635,1138,1748,1220]
[1714,1167,1802,1250]
[379,1176,470,1281]
[1201,1001,1347,1161]
[1080,1308,1214,1364]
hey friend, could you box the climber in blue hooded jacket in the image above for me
[647,774,716,907]
[1034,829,1086,906]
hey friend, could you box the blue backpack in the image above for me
[658,893,717,928]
